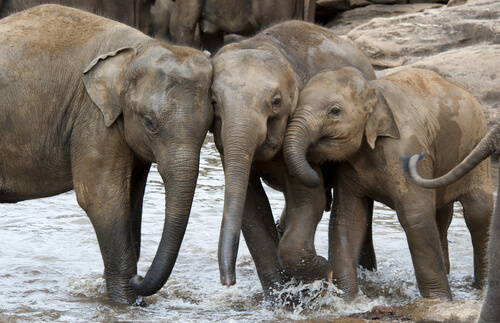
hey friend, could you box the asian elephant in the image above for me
[283,67,493,301]
[169,0,316,53]
[403,121,500,323]
[0,0,155,34]
[210,20,377,300]
[0,5,213,305]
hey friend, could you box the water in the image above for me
[0,133,489,322]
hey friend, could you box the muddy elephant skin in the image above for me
[0,0,155,33]
[0,5,213,305]
[210,20,377,300]
[284,67,493,301]
[168,0,316,52]
[403,121,500,323]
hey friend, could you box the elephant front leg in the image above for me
[279,170,332,283]
[73,165,139,305]
[397,200,452,300]
[241,174,288,301]
[329,189,372,300]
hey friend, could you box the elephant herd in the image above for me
[0,3,498,322]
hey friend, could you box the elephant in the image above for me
[150,0,174,39]
[283,67,494,301]
[210,20,377,301]
[402,121,500,323]
[0,4,213,305]
[0,0,155,34]
[168,0,316,53]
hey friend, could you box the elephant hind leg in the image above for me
[460,189,494,289]
[436,203,453,274]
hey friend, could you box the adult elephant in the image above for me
[210,20,377,301]
[0,5,213,305]
[169,0,316,53]
[0,0,155,34]
[403,121,500,323]
[283,67,493,301]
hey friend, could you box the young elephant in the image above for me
[211,20,377,300]
[403,121,500,323]
[0,5,213,304]
[283,67,493,301]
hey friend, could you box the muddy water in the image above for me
[0,134,492,322]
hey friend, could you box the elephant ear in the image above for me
[83,47,137,127]
[365,88,400,149]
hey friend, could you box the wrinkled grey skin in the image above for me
[0,5,213,305]
[403,121,500,323]
[211,20,377,300]
[0,0,155,34]
[169,0,315,52]
[284,67,493,301]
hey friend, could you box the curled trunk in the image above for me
[283,117,321,189]
[130,147,200,296]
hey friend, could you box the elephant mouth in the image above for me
[255,136,281,160]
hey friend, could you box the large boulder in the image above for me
[346,0,500,124]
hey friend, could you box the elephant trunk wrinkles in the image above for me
[130,147,200,296]
[405,122,500,188]
[218,124,262,287]
[283,116,321,189]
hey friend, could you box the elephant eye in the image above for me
[144,115,156,131]
[328,106,342,117]
[271,95,281,113]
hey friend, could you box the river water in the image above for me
[0,133,491,322]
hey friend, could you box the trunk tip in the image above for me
[129,275,144,290]
[220,274,236,288]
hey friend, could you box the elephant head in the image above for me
[284,67,399,188]
[210,44,298,287]
[83,44,213,296]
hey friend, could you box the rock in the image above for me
[346,0,500,124]
[349,298,481,322]
[383,45,500,125]
[327,3,442,35]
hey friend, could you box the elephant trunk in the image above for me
[283,113,321,189]
[130,146,200,296]
[218,119,264,287]
[402,122,500,188]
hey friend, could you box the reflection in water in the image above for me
[0,134,490,321]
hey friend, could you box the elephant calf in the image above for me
[403,121,500,323]
[284,67,493,301]
[0,5,213,304]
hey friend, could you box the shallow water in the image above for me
[0,133,491,322]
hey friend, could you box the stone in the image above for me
[346,0,500,124]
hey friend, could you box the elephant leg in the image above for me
[129,163,151,262]
[358,199,377,271]
[279,171,331,283]
[479,164,500,322]
[460,189,494,289]
[241,173,287,300]
[73,157,138,304]
[200,31,224,54]
[436,203,453,274]
[329,184,371,300]
[397,196,452,300]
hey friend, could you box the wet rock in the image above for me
[344,0,500,124]
[347,298,481,322]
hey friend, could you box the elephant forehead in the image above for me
[213,49,288,76]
